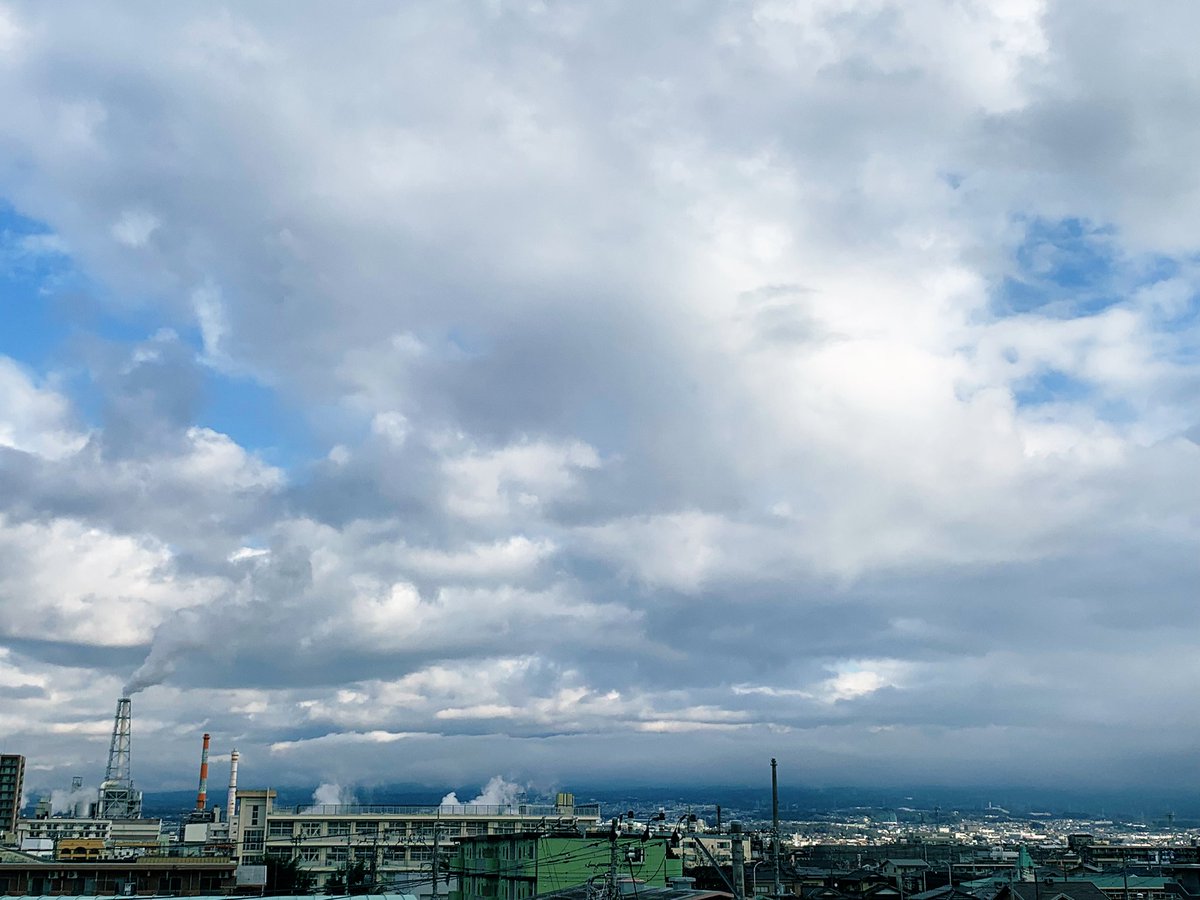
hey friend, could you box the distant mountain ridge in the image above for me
[137,783,1200,823]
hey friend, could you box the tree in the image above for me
[325,860,371,895]
[265,856,317,895]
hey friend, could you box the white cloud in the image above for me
[0,4,25,61]
[0,515,217,646]
[191,283,228,363]
[175,427,284,491]
[0,358,85,459]
[442,439,601,520]
[2,0,1200,791]
[111,208,159,248]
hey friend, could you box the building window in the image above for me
[268,822,293,837]
[243,828,265,854]
[327,848,347,864]
[301,848,321,863]
[329,822,350,836]
[300,822,321,838]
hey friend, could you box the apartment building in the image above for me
[234,788,601,895]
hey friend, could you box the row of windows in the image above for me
[461,876,534,899]
[265,819,501,838]
[242,827,265,854]
[463,842,536,861]
[261,846,439,865]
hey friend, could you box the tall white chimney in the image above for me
[226,749,240,835]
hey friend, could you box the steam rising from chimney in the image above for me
[301,783,356,813]
[440,776,524,811]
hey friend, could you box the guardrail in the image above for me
[284,803,602,818]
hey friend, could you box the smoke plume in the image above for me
[51,784,95,815]
[301,782,356,813]
[122,545,314,695]
[440,775,524,811]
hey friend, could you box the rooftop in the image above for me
[275,803,601,818]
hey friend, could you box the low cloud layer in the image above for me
[1,1,1200,797]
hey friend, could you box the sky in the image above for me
[2,0,1200,801]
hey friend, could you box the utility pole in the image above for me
[370,829,379,890]
[771,759,781,900]
[432,823,441,900]
[608,819,620,900]
[731,822,746,900]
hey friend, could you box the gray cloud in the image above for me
[0,0,1199,795]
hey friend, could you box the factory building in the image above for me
[234,789,602,896]
[0,757,23,843]
[6,698,174,864]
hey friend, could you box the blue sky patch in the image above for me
[993,216,1141,320]
[0,204,79,369]
[1013,367,1091,407]
[200,369,318,470]
[0,201,315,470]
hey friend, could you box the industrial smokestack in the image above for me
[195,733,210,811]
[226,749,239,831]
[99,697,142,819]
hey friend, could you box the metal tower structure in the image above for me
[98,697,142,819]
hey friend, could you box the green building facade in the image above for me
[450,833,684,900]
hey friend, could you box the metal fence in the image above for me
[285,803,602,818]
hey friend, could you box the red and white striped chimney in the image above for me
[195,733,210,810]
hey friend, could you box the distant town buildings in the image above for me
[10,695,1200,900]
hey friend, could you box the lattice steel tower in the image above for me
[98,697,142,819]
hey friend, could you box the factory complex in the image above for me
[0,697,728,900]
[15,697,1200,900]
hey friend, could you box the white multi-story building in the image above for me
[234,789,601,896]
[678,834,752,868]
[17,818,113,844]
[15,817,165,859]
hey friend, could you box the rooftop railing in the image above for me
[281,803,602,818]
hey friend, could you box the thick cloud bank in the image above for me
[1,0,1200,794]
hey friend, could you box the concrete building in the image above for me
[0,757,23,842]
[234,787,602,896]
[679,834,752,869]
[17,819,111,847]
[15,818,164,860]
[0,857,234,896]
[449,832,685,900]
